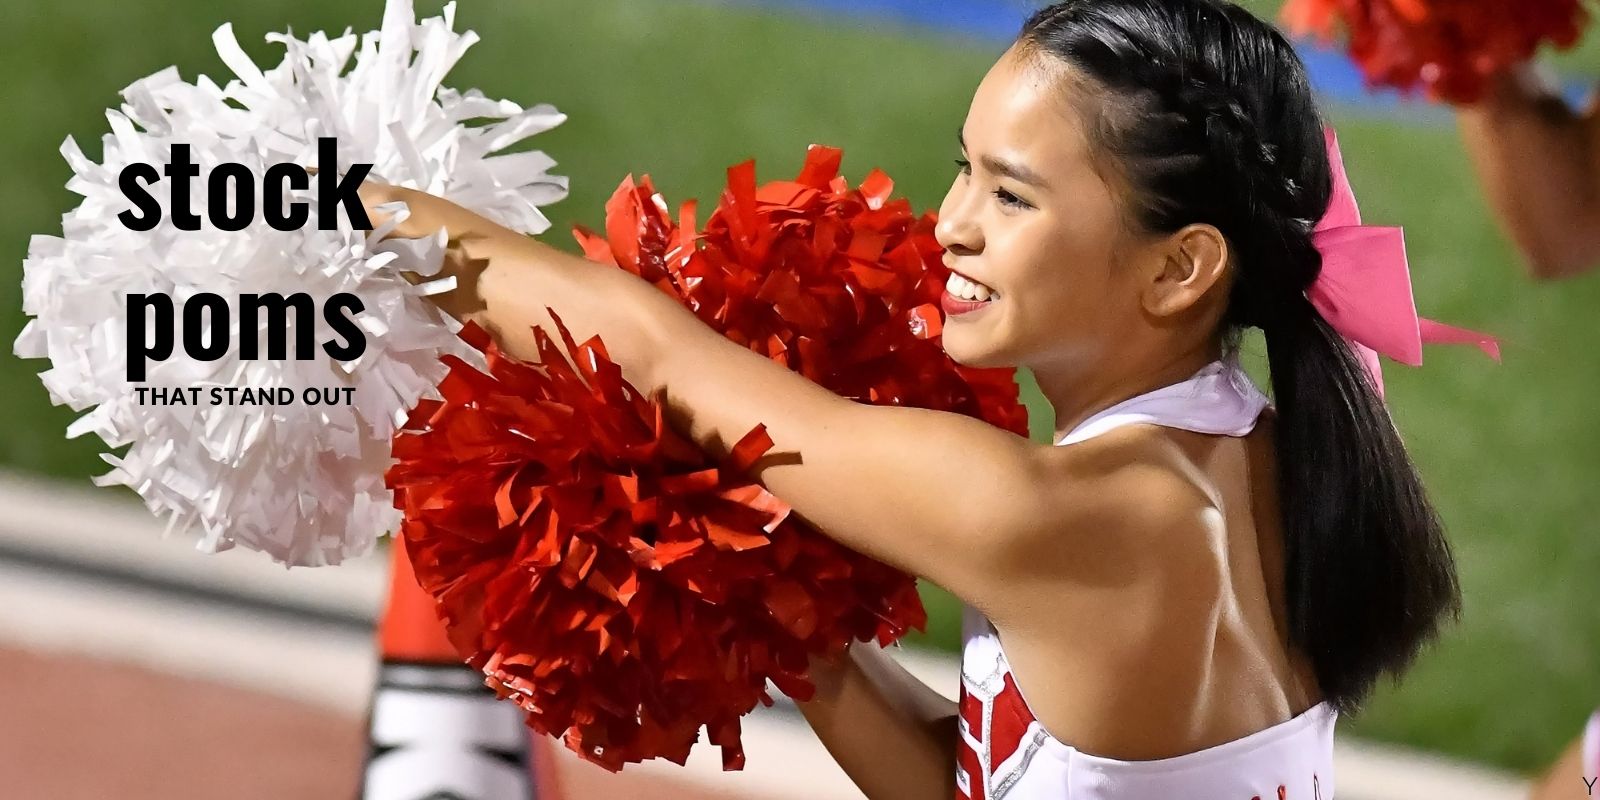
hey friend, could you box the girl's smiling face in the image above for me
[935,46,1160,374]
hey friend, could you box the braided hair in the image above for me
[1019,0,1459,714]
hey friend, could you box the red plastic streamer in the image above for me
[388,146,1029,771]
[1282,0,1589,103]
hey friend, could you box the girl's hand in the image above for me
[300,166,492,244]
[351,179,522,320]
[357,178,415,237]
[359,181,496,243]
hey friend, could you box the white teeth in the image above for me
[945,272,998,302]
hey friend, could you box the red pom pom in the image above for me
[389,146,1029,771]
[1282,0,1590,103]
[576,145,1029,436]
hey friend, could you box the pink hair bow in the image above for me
[1309,128,1500,396]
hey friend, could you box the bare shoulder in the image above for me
[994,424,1229,589]
[1039,424,1221,540]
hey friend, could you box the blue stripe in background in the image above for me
[729,0,1591,119]
[742,0,1032,42]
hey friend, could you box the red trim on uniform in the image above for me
[988,673,1035,773]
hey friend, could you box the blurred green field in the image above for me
[2,0,1597,774]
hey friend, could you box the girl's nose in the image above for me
[935,196,983,256]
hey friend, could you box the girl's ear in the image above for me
[1141,223,1229,319]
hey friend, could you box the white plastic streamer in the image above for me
[14,0,567,566]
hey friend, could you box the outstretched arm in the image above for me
[368,184,1069,613]
[1457,65,1600,280]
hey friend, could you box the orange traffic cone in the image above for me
[359,537,564,800]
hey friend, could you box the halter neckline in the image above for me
[1055,360,1270,447]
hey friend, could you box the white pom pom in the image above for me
[14,0,567,566]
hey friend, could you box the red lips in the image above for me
[940,290,993,316]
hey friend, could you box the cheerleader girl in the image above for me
[361,0,1484,795]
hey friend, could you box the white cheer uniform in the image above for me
[956,361,1336,800]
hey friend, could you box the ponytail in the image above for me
[1264,298,1459,711]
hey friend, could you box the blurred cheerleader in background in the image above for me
[1463,65,1600,791]
[1458,64,1600,281]
[1448,15,1599,800]
[1459,60,1600,800]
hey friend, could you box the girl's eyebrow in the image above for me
[959,128,1048,188]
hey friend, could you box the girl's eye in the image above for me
[954,158,971,175]
[993,188,1031,210]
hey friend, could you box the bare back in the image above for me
[979,404,1323,762]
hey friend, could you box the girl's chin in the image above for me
[940,332,1010,370]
